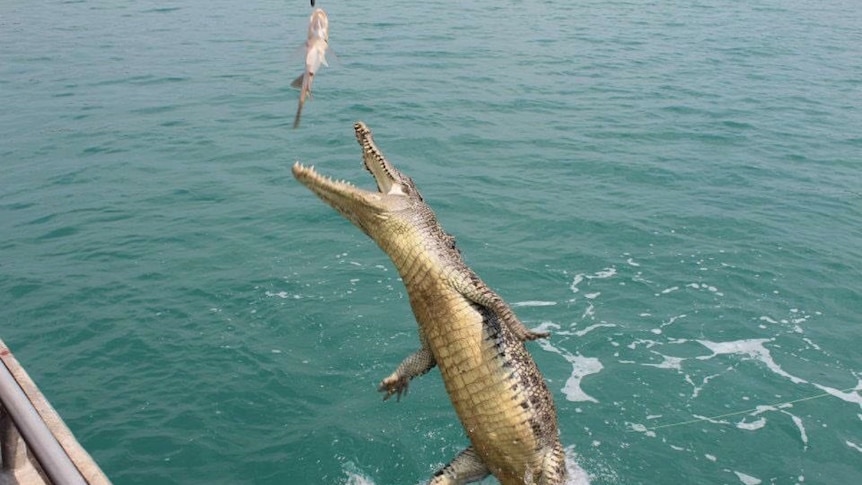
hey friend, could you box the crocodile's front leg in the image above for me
[378,345,435,401]
[448,270,549,341]
[428,447,490,485]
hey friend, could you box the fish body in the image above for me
[292,8,329,128]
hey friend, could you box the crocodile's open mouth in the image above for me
[292,121,412,220]
[292,161,368,197]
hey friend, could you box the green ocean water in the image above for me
[2,0,861,483]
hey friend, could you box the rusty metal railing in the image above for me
[0,339,110,485]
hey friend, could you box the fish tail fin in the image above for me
[293,99,304,129]
[290,73,304,89]
[293,74,313,129]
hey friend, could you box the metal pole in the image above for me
[0,361,87,485]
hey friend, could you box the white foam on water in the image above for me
[705,453,717,462]
[534,321,561,335]
[594,268,617,279]
[751,404,779,416]
[692,414,730,426]
[659,286,679,295]
[538,339,603,403]
[573,323,617,337]
[731,470,762,485]
[658,314,687,331]
[801,337,822,350]
[343,473,375,485]
[341,461,376,485]
[513,300,558,307]
[352,446,592,485]
[846,440,862,453]
[582,302,596,320]
[626,257,640,267]
[690,373,722,399]
[680,282,723,295]
[570,274,584,293]
[736,416,767,431]
[643,353,685,370]
[584,292,601,300]
[570,267,617,294]
[628,422,657,438]
[810,379,862,408]
[789,414,808,449]
[561,356,603,403]
[627,338,660,350]
[696,338,807,384]
[632,271,653,284]
[535,321,615,339]
[563,445,592,485]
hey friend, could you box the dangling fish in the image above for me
[292,8,330,129]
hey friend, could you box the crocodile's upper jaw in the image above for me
[292,122,421,234]
[354,121,411,197]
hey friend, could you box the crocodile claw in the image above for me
[378,375,410,401]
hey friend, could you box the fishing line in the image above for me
[629,386,859,432]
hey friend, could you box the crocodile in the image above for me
[292,122,567,484]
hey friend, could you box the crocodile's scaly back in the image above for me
[293,122,567,484]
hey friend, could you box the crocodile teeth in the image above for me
[293,161,358,188]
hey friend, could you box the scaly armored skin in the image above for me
[292,122,567,484]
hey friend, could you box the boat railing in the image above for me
[0,339,110,485]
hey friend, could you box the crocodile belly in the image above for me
[419,296,549,480]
